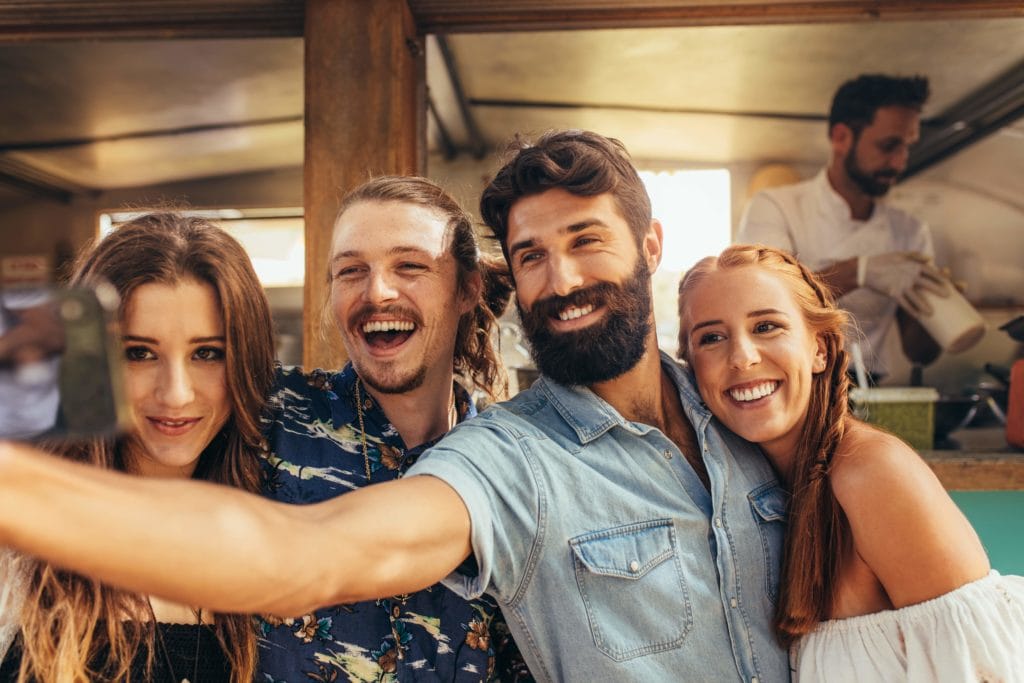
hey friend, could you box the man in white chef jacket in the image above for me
[739,73,950,380]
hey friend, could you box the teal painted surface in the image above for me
[950,491,1024,574]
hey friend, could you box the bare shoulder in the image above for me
[828,419,989,607]
[828,420,935,510]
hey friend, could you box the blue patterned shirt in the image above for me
[257,364,526,682]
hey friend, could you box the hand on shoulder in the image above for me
[829,420,989,608]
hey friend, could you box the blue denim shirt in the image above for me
[407,353,790,682]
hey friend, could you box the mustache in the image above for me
[349,304,423,329]
[526,282,618,321]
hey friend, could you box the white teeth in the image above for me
[362,320,415,333]
[558,304,594,321]
[729,381,778,402]
[158,419,189,427]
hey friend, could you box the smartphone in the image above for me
[0,284,130,441]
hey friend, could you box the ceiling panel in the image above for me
[0,38,301,143]
[0,15,1020,203]
[6,120,303,189]
[0,37,302,191]
[916,120,1024,214]
[472,106,826,165]
[447,19,1024,118]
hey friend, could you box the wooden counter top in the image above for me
[920,427,1024,490]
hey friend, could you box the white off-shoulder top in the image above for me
[793,571,1024,682]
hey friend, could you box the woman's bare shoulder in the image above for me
[828,419,989,607]
[828,419,931,506]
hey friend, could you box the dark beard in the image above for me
[517,260,652,386]
[844,140,897,198]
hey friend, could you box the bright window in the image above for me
[639,169,731,356]
[99,208,305,288]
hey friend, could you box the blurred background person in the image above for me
[738,74,949,381]
[0,288,63,440]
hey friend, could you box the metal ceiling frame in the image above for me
[0,115,303,153]
[434,34,487,158]
[0,155,92,203]
[468,97,829,122]
[905,58,1024,179]
[427,89,458,159]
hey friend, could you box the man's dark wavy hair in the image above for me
[479,129,652,261]
[828,74,930,135]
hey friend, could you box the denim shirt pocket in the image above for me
[747,481,788,605]
[569,519,692,662]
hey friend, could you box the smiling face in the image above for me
[329,200,472,394]
[122,279,231,478]
[838,104,921,197]
[682,265,827,460]
[507,189,660,385]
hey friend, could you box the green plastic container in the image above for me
[850,387,939,451]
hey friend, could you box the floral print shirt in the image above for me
[257,364,529,683]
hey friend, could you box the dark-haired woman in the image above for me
[0,213,275,682]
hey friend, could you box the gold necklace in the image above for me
[353,377,457,483]
[354,378,372,481]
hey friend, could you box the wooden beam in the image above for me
[2,1,1021,41]
[409,1,1024,33]
[0,1,303,41]
[303,0,425,370]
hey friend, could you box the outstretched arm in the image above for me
[0,442,471,616]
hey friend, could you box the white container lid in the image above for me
[850,387,939,403]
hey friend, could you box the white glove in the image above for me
[856,251,950,317]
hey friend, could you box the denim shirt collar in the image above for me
[532,351,713,445]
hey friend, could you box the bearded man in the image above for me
[738,74,949,380]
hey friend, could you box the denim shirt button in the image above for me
[662,449,672,460]
[629,560,640,572]
[714,517,722,528]
[751,678,759,683]
[730,598,737,608]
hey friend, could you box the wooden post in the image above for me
[303,0,425,370]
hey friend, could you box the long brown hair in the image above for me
[14,212,274,682]
[677,244,851,647]
[329,176,511,399]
